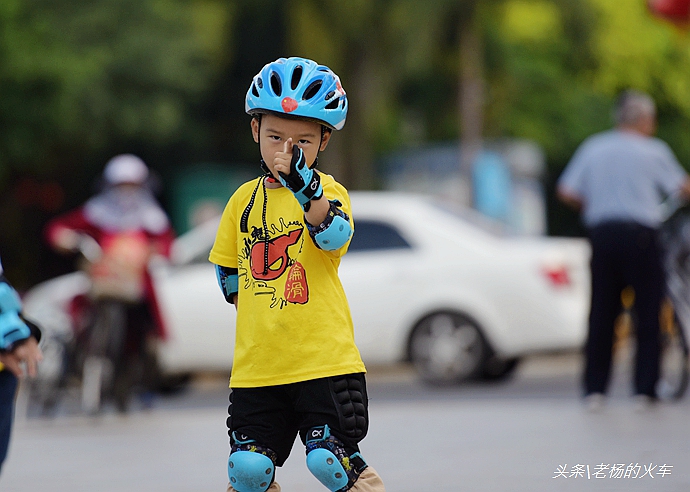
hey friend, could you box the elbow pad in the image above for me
[306,200,353,251]
[215,265,239,304]
[0,282,31,351]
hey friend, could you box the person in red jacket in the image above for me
[45,154,175,411]
[46,154,174,260]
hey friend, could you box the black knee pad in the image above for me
[330,374,368,440]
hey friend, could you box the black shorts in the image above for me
[227,373,369,466]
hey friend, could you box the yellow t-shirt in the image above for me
[209,173,366,388]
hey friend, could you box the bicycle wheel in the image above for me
[26,331,71,416]
[656,311,689,400]
[81,300,127,414]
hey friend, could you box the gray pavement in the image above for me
[1,353,689,491]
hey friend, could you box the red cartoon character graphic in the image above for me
[250,228,302,281]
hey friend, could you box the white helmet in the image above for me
[103,154,149,185]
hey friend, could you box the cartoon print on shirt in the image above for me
[238,216,308,308]
[250,228,302,280]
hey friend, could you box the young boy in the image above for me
[209,57,385,492]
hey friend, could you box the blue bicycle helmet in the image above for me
[245,57,348,131]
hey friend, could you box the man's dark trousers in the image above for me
[585,221,664,397]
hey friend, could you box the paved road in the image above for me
[2,353,689,491]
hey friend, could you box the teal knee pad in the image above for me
[306,447,349,491]
[305,425,368,492]
[228,450,275,492]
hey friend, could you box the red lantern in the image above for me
[648,0,690,24]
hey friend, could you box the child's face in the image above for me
[251,113,331,179]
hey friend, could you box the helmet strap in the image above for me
[259,159,272,176]
[255,115,272,177]
[312,125,332,170]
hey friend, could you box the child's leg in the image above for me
[296,373,386,491]
[348,467,385,492]
[226,386,298,492]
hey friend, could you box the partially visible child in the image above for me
[209,57,385,492]
[0,257,42,474]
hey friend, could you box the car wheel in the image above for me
[409,311,488,384]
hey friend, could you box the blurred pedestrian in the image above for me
[557,90,690,411]
[0,258,42,473]
[210,57,385,492]
[45,154,175,411]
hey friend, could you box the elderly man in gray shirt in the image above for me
[558,90,690,411]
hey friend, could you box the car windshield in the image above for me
[348,219,412,252]
[429,198,509,237]
[171,217,221,265]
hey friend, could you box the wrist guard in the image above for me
[0,282,31,351]
[278,145,323,208]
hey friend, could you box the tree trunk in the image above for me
[458,4,485,206]
[351,52,377,190]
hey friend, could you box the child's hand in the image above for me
[0,337,43,378]
[273,138,295,179]
[275,138,323,207]
[274,138,308,193]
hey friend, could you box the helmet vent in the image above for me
[325,97,341,110]
[256,77,263,89]
[303,80,323,101]
[270,71,282,96]
[291,66,303,90]
[251,83,260,98]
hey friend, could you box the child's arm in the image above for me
[0,277,43,377]
[44,208,98,252]
[0,281,32,351]
[214,264,238,307]
[304,195,329,227]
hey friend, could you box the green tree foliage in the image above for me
[0,0,232,286]
[197,0,287,164]
[285,0,408,188]
[485,0,690,167]
[279,0,689,235]
[283,0,495,187]
[481,1,607,163]
[0,0,232,182]
[588,0,690,160]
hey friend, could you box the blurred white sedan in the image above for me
[24,192,590,385]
